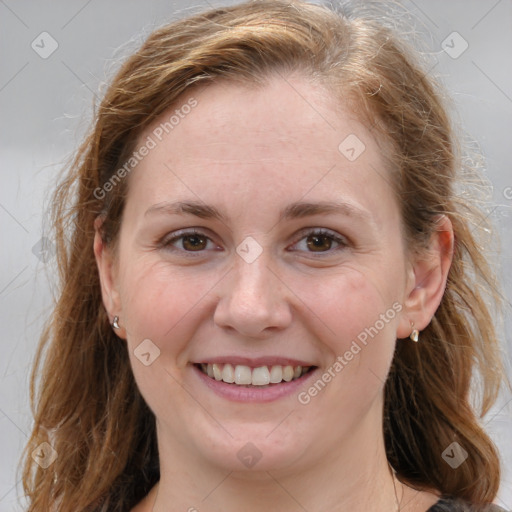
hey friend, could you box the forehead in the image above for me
[127,75,396,223]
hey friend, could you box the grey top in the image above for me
[427,497,509,511]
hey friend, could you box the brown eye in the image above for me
[306,233,334,252]
[181,234,208,251]
[290,228,348,255]
[161,229,216,254]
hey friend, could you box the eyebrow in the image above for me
[144,199,372,224]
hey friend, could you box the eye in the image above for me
[289,228,348,254]
[160,228,218,254]
[159,227,348,257]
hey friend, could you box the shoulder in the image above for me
[427,497,509,512]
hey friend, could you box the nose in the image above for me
[213,249,292,338]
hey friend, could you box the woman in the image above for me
[21,1,509,511]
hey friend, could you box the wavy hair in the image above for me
[21,1,507,510]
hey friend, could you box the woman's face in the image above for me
[97,75,423,474]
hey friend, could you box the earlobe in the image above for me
[397,215,454,338]
[93,217,126,339]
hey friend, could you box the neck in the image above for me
[149,406,403,512]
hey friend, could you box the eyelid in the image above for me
[157,228,218,255]
[159,226,349,256]
[287,227,349,254]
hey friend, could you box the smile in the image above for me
[196,363,314,387]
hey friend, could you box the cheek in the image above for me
[293,267,401,412]
[117,260,223,416]
[293,270,401,428]
[296,266,400,353]
[118,259,219,365]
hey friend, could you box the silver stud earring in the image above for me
[112,316,120,330]
[410,322,419,342]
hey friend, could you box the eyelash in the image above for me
[159,227,349,257]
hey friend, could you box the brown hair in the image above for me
[21,1,508,510]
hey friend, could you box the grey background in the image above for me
[0,0,511,510]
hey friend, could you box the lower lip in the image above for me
[191,364,319,403]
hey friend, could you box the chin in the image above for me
[193,423,309,474]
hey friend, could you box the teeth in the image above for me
[212,363,222,381]
[222,363,235,383]
[252,366,270,386]
[234,365,252,385]
[282,365,294,382]
[269,365,283,383]
[201,363,310,386]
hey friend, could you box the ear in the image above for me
[397,215,454,339]
[93,216,126,339]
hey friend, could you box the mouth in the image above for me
[194,362,316,388]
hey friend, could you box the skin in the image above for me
[94,74,453,512]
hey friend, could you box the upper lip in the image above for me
[193,356,316,367]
